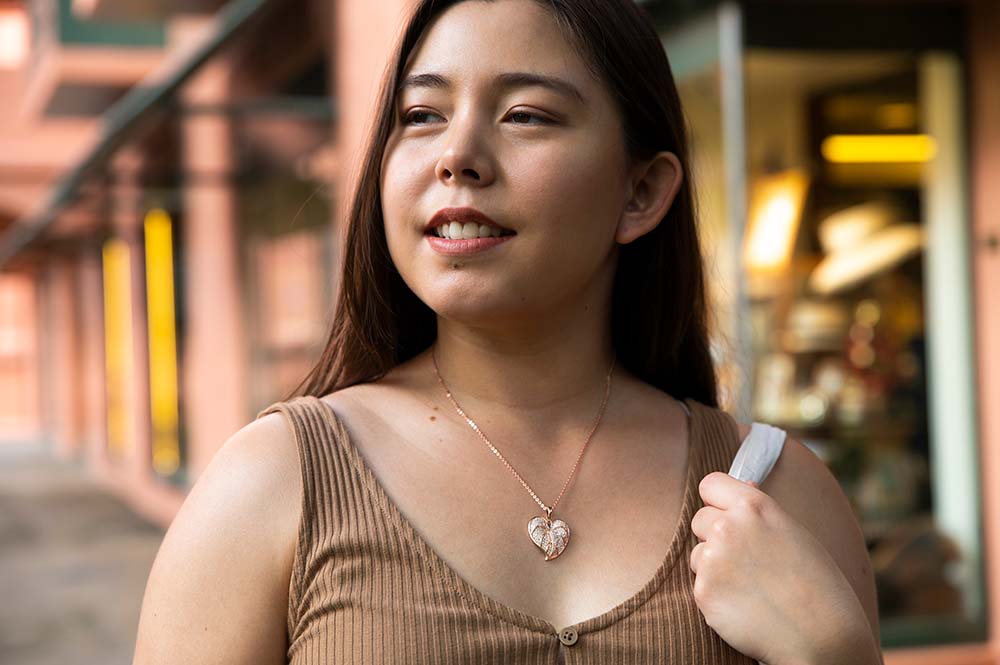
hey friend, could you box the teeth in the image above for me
[436,221,505,239]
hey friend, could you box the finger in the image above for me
[690,505,725,542]
[698,471,763,510]
[689,540,706,574]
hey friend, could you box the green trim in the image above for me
[58,0,164,47]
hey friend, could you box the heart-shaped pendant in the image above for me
[528,515,570,561]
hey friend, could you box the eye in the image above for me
[507,110,552,125]
[400,108,554,126]
[401,109,442,125]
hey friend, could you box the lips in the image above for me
[424,207,514,235]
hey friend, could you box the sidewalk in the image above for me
[0,442,164,665]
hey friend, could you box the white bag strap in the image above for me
[727,422,787,486]
[726,422,787,665]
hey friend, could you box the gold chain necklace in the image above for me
[431,348,616,561]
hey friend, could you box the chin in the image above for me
[421,291,526,324]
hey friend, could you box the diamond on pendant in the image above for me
[528,515,570,561]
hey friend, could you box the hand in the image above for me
[690,472,876,665]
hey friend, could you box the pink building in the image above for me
[0,0,998,661]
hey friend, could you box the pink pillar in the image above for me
[36,258,83,456]
[331,0,414,233]
[177,38,248,482]
[77,248,110,476]
[45,256,83,459]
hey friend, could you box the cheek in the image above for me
[381,146,426,217]
[515,140,626,238]
[380,147,429,259]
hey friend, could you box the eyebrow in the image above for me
[396,71,587,105]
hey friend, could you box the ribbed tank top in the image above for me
[256,394,756,664]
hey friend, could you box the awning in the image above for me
[0,0,271,268]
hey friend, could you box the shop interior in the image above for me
[676,20,985,646]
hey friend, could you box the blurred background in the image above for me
[0,0,997,663]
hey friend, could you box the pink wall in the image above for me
[0,272,40,440]
[970,0,1000,660]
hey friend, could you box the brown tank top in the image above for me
[256,394,755,664]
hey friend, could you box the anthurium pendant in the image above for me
[528,513,570,561]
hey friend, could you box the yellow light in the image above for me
[102,238,135,460]
[747,195,796,268]
[821,134,937,163]
[144,209,181,477]
[744,169,810,273]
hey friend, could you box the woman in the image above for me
[133,1,882,663]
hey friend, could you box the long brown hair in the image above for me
[289,0,719,407]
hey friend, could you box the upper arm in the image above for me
[736,423,882,657]
[133,412,302,665]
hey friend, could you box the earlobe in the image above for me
[615,151,684,245]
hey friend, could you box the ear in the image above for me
[615,151,684,245]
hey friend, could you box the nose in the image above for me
[435,110,495,187]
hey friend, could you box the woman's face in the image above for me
[381,0,633,327]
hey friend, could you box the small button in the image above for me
[558,627,578,646]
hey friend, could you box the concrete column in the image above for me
[45,256,83,460]
[77,247,110,476]
[175,20,247,481]
[35,259,80,454]
[331,0,413,233]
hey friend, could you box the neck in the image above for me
[423,315,618,434]
[427,327,615,413]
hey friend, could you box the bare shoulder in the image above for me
[133,412,301,665]
[316,370,432,434]
[735,421,882,651]
[316,382,392,429]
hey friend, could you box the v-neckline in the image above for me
[311,394,704,637]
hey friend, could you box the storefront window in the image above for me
[744,46,984,647]
[669,1,985,649]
